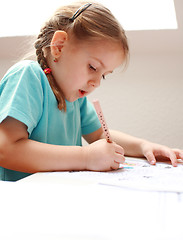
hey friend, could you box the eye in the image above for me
[89,64,96,71]
[89,64,106,80]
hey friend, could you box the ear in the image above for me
[50,31,68,58]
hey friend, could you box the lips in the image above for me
[79,89,87,98]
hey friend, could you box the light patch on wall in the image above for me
[102,0,178,30]
[0,0,178,37]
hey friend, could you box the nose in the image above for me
[88,78,101,88]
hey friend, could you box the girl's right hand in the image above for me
[83,139,125,171]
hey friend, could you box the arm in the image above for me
[109,129,183,167]
[0,118,124,173]
[0,117,85,173]
[84,128,144,156]
[83,128,183,167]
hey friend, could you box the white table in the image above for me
[0,157,182,240]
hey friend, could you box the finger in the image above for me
[111,161,120,170]
[156,148,178,167]
[154,147,176,166]
[165,151,177,167]
[144,151,156,165]
[114,154,125,164]
[113,143,124,156]
[172,149,183,160]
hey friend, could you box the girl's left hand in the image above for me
[141,141,183,167]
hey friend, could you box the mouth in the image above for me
[79,89,88,98]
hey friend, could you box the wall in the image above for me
[88,51,183,148]
[0,0,183,149]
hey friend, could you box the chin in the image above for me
[66,96,78,102]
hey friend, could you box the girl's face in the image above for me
[51,38,125,102]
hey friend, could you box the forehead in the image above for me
[68,38,125,69]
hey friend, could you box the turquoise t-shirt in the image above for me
[0,60,101,181]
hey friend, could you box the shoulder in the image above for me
[0,60,50,107]
[78,97,97,118]
[9,60,42,71]
[77,97,101,135]
[1,60,48,90]
[78,97,94,110]
[78,97,89,107]
[6,60,44,77]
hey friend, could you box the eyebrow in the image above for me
[92,57,113,74]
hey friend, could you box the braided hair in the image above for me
[35,25,69,111]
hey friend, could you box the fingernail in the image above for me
[150,160,156,165]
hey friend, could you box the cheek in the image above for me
[71,65,87,82]
[59,56,88,86]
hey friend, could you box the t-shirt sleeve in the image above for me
[80,97,101,135]
[0,61,44,135]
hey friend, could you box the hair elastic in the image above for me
[44,68,52,74]
[69,3,92,22]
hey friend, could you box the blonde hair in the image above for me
[34,1,129,111]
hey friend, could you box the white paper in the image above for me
[39,158,183,192]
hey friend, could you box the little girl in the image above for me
[0,1,182,181]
